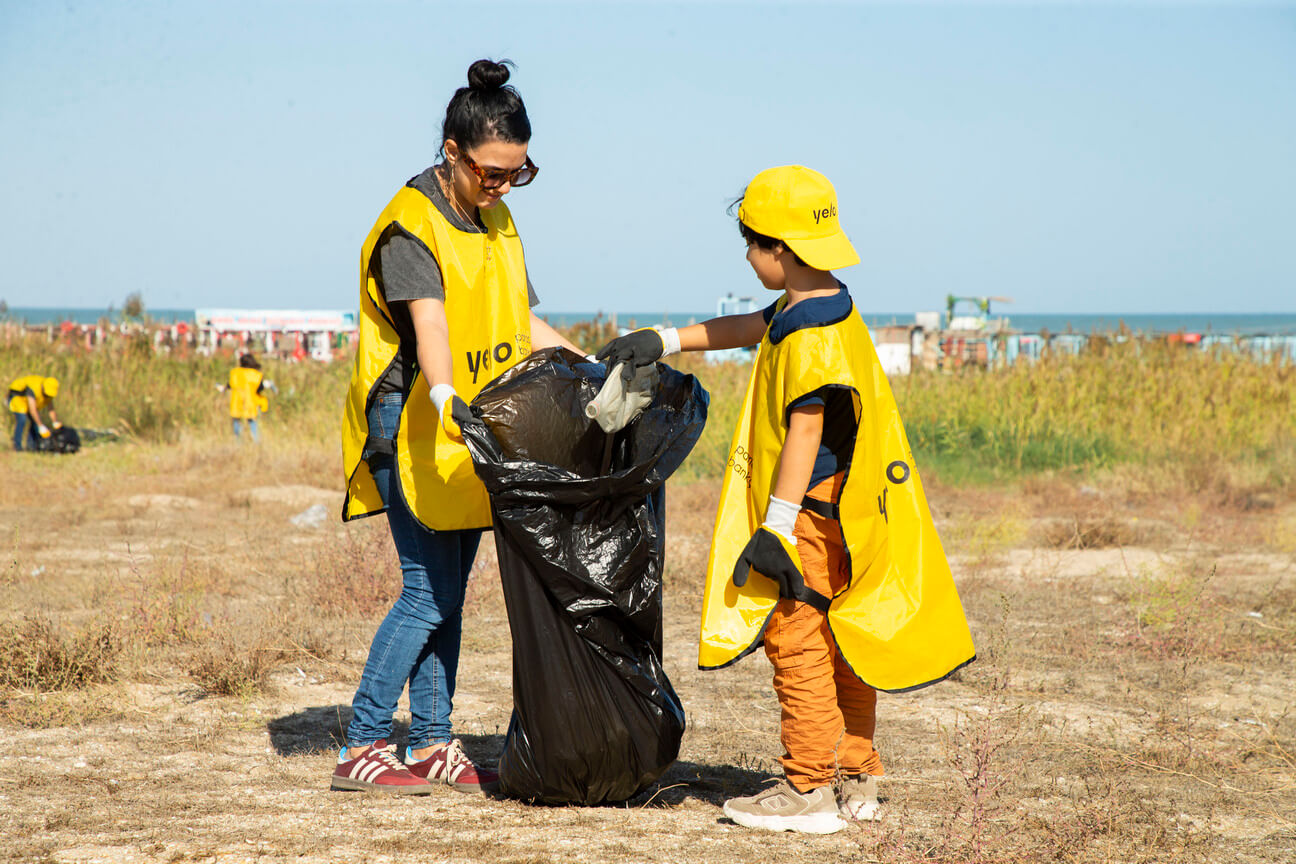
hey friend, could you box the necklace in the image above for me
[438,162,491,264]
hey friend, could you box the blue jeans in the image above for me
[232,418,260,442]
[12,412,30,451]
[347,393,482,749]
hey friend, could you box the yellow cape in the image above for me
[698,297,975,692]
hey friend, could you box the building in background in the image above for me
[194,309,358,362]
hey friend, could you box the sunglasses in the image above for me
[458,151,539,189]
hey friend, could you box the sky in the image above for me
[1,1,1293,318]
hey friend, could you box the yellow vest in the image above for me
[698,297,976,692]
[341,183,531,530]
[8,375,56,414]
[227,368,263,419]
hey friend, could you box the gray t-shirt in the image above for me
[372,165,539,398]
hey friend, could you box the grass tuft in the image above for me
[188,634,284,699]
[0,616,120,691]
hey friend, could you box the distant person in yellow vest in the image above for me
[598,166,976,833]
[221,354,267,442]
[8,374,62,451]
[335,59,587,795]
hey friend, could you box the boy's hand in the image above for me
[731,527,830,612]
[596,329,666,381]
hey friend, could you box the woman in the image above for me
[222,354,266,442]
[335,59,586,794]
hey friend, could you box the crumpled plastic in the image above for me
[461,347,708,804]
[584,361,660,434]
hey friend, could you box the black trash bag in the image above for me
[30,426,81,454]
[461,347,708,805]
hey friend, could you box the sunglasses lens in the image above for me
[471,158,537,189]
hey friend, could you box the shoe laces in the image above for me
[438,738,470,769]
[754,777,799,802]
[367,744,406,770]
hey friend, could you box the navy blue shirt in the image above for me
[762,284,858,493]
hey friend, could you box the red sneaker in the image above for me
[331,740,433,794]
[405,739,499,793]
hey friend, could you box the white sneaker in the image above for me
[838,774,881,821]
[722,779,846,834]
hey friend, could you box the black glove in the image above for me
[451,396,484,432]
[441,395,484,442]
[731,527,831,612]
[596,329,665,381]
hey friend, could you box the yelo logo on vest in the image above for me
[466,336,531,385]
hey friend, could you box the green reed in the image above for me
[893,339,1294,487]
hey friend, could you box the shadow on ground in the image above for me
[267,706,769,809]
[267,704,504,766]
[629,760,777,808]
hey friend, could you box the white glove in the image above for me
[429,384,467,440]
[657,327,682,357]
[428,383,456,415]
[763,494,800,544]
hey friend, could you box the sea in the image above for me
[7,307,1296,336]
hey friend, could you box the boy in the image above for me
[597,165,975,834]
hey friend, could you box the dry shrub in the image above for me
[125,571,205,646]
[300,521,400,618]
[1266,509,1296,558]
[0,616,120,691]
[1038,514,1141,549]
[1118,562,1292,663]
[945,506,1028,568]
[188,634,284,699]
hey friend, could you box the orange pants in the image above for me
[763,473,884,792]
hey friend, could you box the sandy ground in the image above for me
[1,443,1293,863]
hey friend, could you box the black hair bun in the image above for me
[467,59,510,91]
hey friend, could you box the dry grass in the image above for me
[188,633,286,699]
[0,616,120,691]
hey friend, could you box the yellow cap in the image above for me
[42,377,59,398]
[738,165,859,270]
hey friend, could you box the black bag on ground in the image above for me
[31,426,81,454]
[461,347,708,805]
